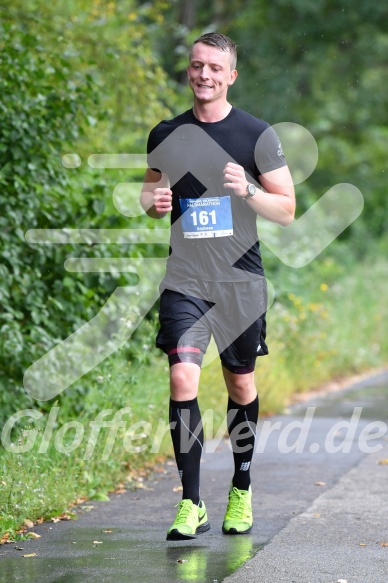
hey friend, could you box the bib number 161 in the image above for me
[190,209,217,226]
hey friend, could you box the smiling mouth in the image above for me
[197,84,213,89]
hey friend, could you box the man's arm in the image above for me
[223,163,295,226]
[140,168,173,219]
[254,165,295,226]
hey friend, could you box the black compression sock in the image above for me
[169,397,203,505]
[227,395,259,491]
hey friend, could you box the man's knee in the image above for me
[223,368,257,404]
[170,363,201,400]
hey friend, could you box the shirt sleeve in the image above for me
[146,126,162,172]
[255,124,287,175]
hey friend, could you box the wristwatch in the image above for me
[243,183,257,200]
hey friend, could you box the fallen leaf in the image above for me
[315,481,326,486]
[23,553,37,558]
[173,486,183,492]
[134,483,154,491]
[380,542,388,547]
[27,533,41,539]
[313,513,321,518]
[93,540,103,544]
[102,530,113,533]
[51,517,61,523]
[36,517,44,524]
[113,487,127,494]
[359,543,366,546]
[23,519,34,529]
[58,513,73,521]
[15,546,24,551]
[378,459,388,465]
[0,533,10,544]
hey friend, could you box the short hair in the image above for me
[190,32,237,70]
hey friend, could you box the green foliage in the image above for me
[0,4,175,421]
[1,0,179,151]
[0,20,98,414]
[230,2,388,238]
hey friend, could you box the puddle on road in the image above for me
[0,527,264,583]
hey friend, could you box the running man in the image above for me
[141,32,295,540]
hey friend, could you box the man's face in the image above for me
[187,42,237,104]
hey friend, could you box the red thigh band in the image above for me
[167,346,203,367]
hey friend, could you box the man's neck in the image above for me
[192,100,232,123]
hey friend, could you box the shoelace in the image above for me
[174,500,197,525]
[228,488,250,518]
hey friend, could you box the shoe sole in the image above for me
[222,524,253,535]
[166,520,210,541]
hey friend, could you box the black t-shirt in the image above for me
[147,106,286,282]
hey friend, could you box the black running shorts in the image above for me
[156,278,268,374]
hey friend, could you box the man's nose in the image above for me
[200,66,210,79]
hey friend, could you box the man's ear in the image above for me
[228,69,238,86]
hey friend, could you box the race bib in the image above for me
[179,196,233,239]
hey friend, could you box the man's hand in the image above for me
[140,168,172,219]
[223,162,247,197]
[153,188,173,215]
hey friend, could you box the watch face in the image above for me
[248,184,256,195]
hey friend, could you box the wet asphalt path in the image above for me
[1,370,388,583]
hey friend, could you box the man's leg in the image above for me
[222,368,258,534]
[223,368,258,490]
[166,358,210,540]
[156,288,212,539]
[169,362,202,504]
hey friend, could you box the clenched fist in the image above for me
[223,162,248,198]
[153,188,173,215]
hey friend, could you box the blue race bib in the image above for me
[179,196,233,239]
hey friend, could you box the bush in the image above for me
[0,21,101,417]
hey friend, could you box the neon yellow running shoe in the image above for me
[166,499,210,541]
[222,486,253,535]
